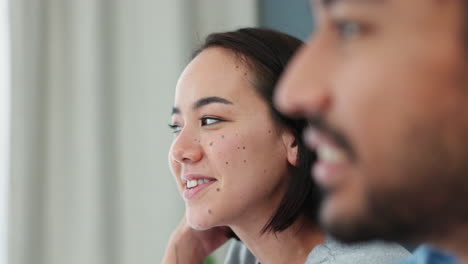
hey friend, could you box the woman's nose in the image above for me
[170,129,203,164]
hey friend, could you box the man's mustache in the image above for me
[307,116,357,162]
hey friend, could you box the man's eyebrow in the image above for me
[320,0,335,7]
[170,96,233,115]
[193,96,233,109]
[318,0,386,9]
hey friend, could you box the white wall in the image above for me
[110,0,188,262]
[0,0,10,263]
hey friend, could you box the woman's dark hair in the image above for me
[194,28,321,234]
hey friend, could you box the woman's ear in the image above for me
[282,130,298,166]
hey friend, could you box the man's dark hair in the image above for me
[194,28,321,234]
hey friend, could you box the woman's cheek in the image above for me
[205,133,250,170]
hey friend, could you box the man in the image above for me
[275,0,468,263]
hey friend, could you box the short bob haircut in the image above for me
[193,28,321,234]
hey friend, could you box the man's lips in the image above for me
[304,128,351,189]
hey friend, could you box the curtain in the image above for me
[9,1,257,264]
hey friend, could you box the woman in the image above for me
[162,28,410,264]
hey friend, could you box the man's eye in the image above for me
[168,124,182,134]
[336,21,362,39]
[200,117,222,126]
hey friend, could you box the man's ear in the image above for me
[282,130,298,166]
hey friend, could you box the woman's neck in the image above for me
[230,216,325,264]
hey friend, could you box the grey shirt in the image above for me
[224,237,411,264]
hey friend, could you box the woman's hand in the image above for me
[161,216,232,264]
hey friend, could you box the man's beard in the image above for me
[320,166,468,245]
[307,92,468,244]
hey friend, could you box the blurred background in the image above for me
[0,0,313,263]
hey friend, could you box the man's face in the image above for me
[275,0,468,243]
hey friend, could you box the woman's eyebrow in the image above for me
[170,96,233,116]
[193,96,233,110]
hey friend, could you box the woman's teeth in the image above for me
[186,179,212,188]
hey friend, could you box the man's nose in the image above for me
[275,32,333,118]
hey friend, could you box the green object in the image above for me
[204,255,216,264]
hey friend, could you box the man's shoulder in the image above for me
[394,245,460,264]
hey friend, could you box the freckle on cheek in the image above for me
[243,160,247,163]
[209,142,213,146]
[243,146,246,150]
[208,209,212,214]
[221,135,225,139]
[225,161,229,165]
[216,188,220,192]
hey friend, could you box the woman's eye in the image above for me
[336,21,362,39]
[168,124,182,134]
[200,117,222,126]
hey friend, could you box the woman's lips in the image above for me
[183,180,216,200]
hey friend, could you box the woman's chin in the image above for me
[186,217,214,230]
[186,209,217,230]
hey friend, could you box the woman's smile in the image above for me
[182,174,217,200]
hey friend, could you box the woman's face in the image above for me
[169,47,297,230]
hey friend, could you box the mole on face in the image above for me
[243,160,247,163]
[242,146,246,150]
[209,142,213,146]
[268,130,271,134]
[208,209,212,214]
[221,135,225,139]
[216,188,220,192]
[225,161,229,165]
